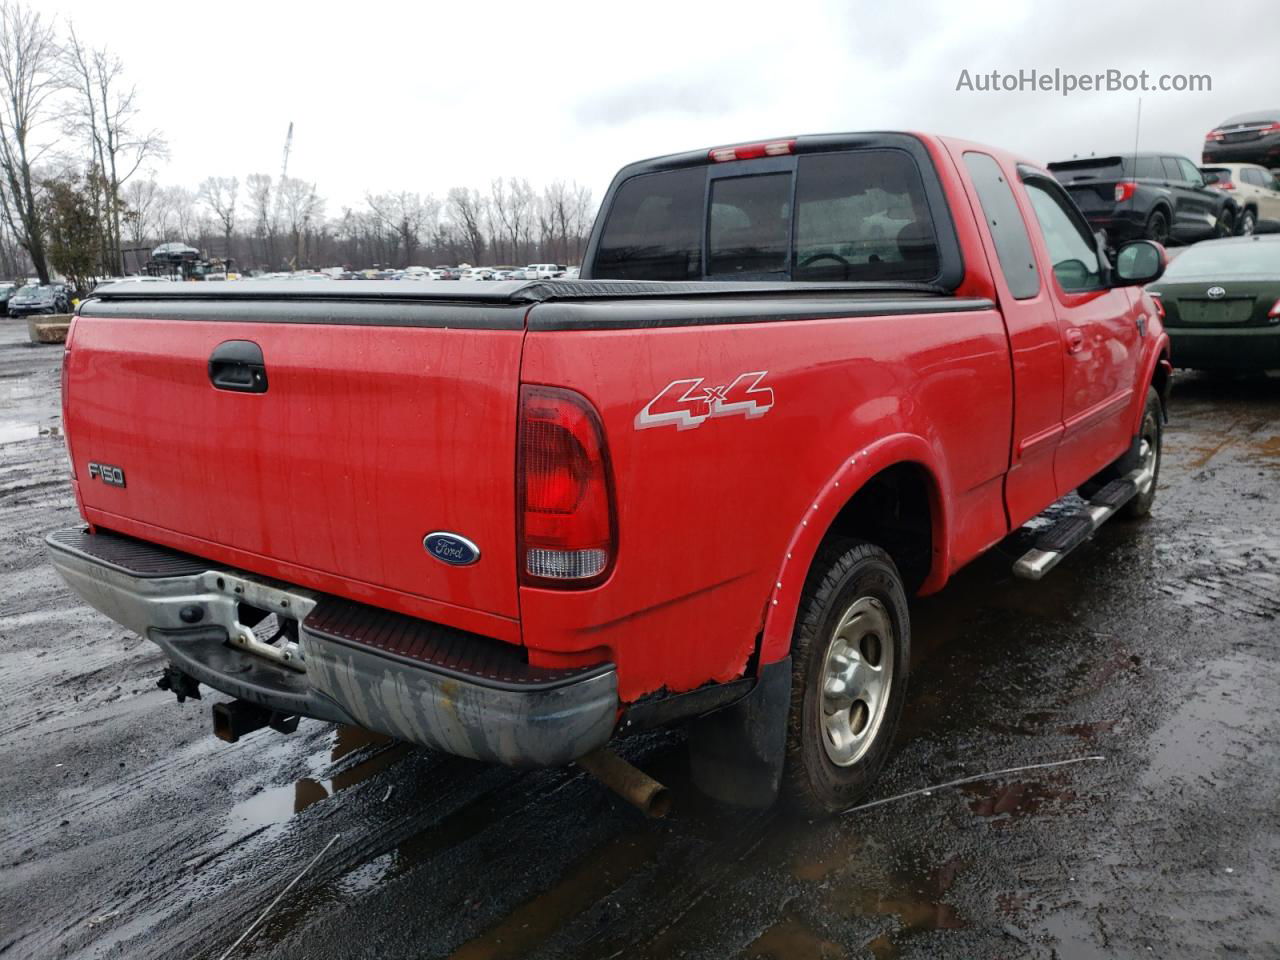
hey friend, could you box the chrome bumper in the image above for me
[46,528,618,766]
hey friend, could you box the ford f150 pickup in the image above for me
[48,132,1173,814]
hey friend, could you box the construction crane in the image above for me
[273,122,295,269]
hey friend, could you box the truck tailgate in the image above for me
[65,297,525,628]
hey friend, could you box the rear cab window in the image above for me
[963,151,1040,300]
[708,173,791,276]
[590,139,953,286]
[591,166,704,280]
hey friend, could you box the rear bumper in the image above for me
[1203,138,1280,165]
[1167,326,1280,371]
[1083,209,1147,243]
[45,527,617,766]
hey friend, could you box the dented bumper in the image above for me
[45,527,617,766]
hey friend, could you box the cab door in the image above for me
[956,149,1063,530]
[1018,169,1142,496]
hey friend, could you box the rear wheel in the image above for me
[1214,208,1235,239]
[1239,208,1257,236]
[1144,209,1170,244]
[783,539,909,816]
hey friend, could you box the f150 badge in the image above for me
[86,462,126,487]
[636,371,775,431]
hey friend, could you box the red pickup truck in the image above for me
[48,132,1172,815]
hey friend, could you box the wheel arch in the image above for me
[758,435,949,665]
[1137,333,1173,431]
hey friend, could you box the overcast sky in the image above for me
[40,0,1277,213]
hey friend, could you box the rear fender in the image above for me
[757,434,949,665]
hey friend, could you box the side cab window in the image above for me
[1021,177,1105,293]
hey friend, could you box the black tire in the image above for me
[1144,209,1170,244]
[1076,387,1162,516]
[782,539,909,816]
[1120,387,1162,519]
[1214,208,1235,239]
[1239,208,1257,236]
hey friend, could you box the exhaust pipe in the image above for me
[576,749,671,818]
[212,700,299,743]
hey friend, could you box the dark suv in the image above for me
[1204,109,1280,167]
[1048,152,1237,246]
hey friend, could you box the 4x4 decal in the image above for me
[635,371,775,431]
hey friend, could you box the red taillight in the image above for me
[1206,129,1225,142]
[1269,298,1280,321]
[1149,293,1165,320]
[1114,181,1137,203]
[518,385,615,587]
[1263,122,1280,134]
[708,139,795,163]
[1217,179,1235,190]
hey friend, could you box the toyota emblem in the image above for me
[1207,286,1226,299]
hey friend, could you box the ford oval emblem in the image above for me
[423,532,480,566]
[1207,286,1226,300]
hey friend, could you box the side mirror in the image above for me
[1114,239,1167,286]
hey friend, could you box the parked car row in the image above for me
[327,264,578,282]
[1047,107,1280,248]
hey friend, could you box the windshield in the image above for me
[1163,241,1280,278]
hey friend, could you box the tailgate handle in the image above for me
[209,340,268,393]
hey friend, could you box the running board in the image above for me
[1012,469,1147,581]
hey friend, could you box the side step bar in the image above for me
[1012,466,1150,581]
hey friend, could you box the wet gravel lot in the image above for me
[2,318,1278,960]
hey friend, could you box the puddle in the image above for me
[1141,653,1265,791]
[227,726,405,828]
[447,829,667,960]
[962,778,1075,824]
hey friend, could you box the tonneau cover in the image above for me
[86,277,952,305]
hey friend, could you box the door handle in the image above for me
[1065,328,1085,354]
[209,340,268,393]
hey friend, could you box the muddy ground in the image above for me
[1,318,1278,960]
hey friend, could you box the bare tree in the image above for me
[121,175,157,244]
[278,176,323,268]
[566,181,594,264]
[487,177,536,266]
[63,24,166,274]
[153,184,196,243]
[0,1,60,283]
[366,191,436,267]
[198,175,237,262]
[446,187,487,266]
[244,172,275,267]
